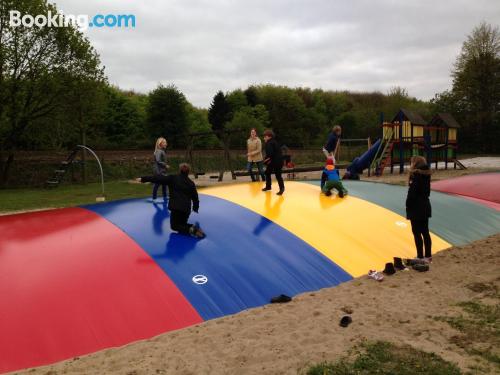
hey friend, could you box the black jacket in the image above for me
[324,132,339,153]
[264,138,283,168]
[141,174,199,214]
[406,166,432,220]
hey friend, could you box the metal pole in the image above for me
[77,145,105,198]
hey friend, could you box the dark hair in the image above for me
[263,129,274,138]
[179,163,190,175]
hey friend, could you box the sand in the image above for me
[11,234,500,375]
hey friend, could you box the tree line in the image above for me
[1,0,499,186]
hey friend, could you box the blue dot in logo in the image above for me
[89,22,93,27]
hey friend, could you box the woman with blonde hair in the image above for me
[151,137,169,201]
[406,155,432,261]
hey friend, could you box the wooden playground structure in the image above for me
[369,109,463,176]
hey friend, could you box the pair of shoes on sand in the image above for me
[189,222,206,239]
[383,257,410,276]
[403,257,432,272]
[369,257,409,281]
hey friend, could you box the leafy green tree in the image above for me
[99,86,146,148]
[226,104,270,147]
[450,22,500,152]
[244,86,258,107]
[226,89,248,113]
[0,0,105,185]
[147,84,189,148]
[185,104,220,148]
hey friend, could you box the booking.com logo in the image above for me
[9,10,136,31]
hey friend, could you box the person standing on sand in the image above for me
[406,156,432,262]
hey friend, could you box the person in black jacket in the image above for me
[406,156,432,261]
[262,129,285,195]
[322,125,342,159]
[137,163,205,238]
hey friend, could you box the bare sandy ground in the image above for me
[12,234,500,375]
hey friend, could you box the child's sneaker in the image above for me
[338,190,344,198]
[324,191,332,196]
[368,270,384,281]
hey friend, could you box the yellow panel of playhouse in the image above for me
[413,125,424,137]
[448,128,457,141]
[393,125,400,139]
[203,182,451,277]
[403,121,412,138]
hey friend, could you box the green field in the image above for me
[0,181,152,213]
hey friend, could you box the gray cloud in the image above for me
[55,0,500,107]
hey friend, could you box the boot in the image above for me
[394,257,406,270]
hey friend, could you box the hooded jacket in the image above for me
[406,165,432,220]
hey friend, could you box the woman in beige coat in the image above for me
[246,128,265,182]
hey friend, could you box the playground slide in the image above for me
[344,138,381,179]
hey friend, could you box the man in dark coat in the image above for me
[138,163,204,238]
[262,129,285,195]
[406,156,432,260]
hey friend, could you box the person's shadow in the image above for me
[318,190,343,210]
[152,201,169,235]
[162,232,199,263]
[253,193,284,236]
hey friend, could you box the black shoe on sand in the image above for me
[270,294,292,303]
[339,315,352,327]
[383,262,396,275]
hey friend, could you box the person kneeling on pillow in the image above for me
[320,157,348,198]
[137,163,205,238]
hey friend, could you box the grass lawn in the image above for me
[306,341,461,375]
[0,181,153,214]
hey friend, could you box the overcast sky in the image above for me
[55,0,500,108]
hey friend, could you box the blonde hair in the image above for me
[332,125,341,134]
[155,137,167,151]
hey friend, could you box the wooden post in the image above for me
[186,136,196,178]
[399,113,404,174]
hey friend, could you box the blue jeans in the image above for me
[246,161,265,181]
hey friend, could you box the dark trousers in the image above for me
[152,183,167,199]
[265,164,284,191]
[170,210,192,235]
[410,219,432,258]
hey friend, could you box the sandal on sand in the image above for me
[368,270,384,281]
